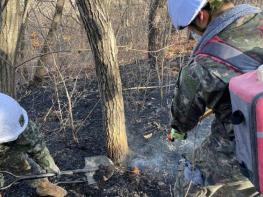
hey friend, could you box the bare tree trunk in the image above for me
[148,0,170,68]
[33,0,66,82]
[148,0,171,105]
[17,0,32,82]
[77,0,129,163]
[0,0,20,97]
[18,0,32,60]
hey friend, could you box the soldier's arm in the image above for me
[171,60,229,133]
[16,121,59,173]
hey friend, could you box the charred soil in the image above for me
[3,60,210,197]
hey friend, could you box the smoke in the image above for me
[128,138,179,178]
[126,116,212,179]
[131,153,165,172]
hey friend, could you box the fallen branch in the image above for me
[70,84,176,97]
[123,84,175,91]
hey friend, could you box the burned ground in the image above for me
[2,60,212,197]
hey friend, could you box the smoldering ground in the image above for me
[126,109,213,182]
[3,64,212,196]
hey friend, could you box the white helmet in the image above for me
[168,0,208,29]
[0,93,29,143]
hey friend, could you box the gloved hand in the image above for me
[36,147,61,175]
[46,162,61,175]
[168,128,187,141]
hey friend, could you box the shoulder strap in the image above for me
[196,40,262,73]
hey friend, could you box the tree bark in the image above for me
[18,0,32,60]
[34,0,66,82]
[77,0,129,163]
[148,0,170,68]
[17,0,32,81]
[0,0,20,97]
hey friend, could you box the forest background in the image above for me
[1,0,262,196]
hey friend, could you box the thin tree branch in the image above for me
[15,48,92,69]
[15,43,178,70]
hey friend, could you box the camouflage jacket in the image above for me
[171,12,263,135]
[0,121,59,173]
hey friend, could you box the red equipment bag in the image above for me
[229,71,263,192]
[195,35,263,192]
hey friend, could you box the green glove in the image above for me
[168,128,186,141]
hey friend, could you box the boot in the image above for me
[36,179,67,197]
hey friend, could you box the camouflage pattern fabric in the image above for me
[174,121,259,197]
[171,12,263,196]
[174,128,259,197]
[208,0,225,12]
[171,13,263,133]
[0,121,59,188]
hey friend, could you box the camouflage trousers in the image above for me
[0,144,47,189]
[174,121,260,197]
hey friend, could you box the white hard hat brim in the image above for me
[0,93,29,144]
[168,0,208,29]
[0,108,28,144]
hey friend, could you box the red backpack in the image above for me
[195,35,263,192]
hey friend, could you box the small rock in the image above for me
[158,181,165,186]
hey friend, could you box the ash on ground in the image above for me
[127,115,212,181]
[5,62,214,197]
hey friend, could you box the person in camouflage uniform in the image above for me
[0,121,58,178]
[0,93,67,197]
[168,0,263,196]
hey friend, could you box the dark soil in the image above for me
[3,60,211,197]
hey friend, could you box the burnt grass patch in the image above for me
[3,60,210,197]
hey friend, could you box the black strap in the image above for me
[198,41,262,73]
